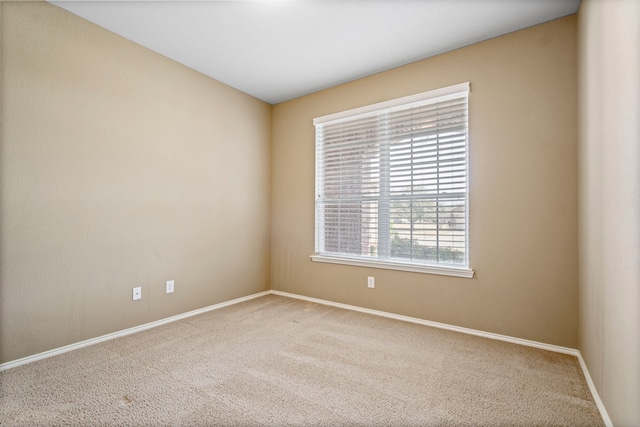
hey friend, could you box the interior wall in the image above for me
[272,16,579,348]
[578,0,640,425]
[0,2,272,364]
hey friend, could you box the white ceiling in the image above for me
[50,0,580,104]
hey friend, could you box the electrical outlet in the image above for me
[166,280,174,294]
[367,276,375,288]
[132,286,142,301]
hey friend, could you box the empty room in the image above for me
[1,0,638,425]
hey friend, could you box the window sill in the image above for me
[310,255,474,278]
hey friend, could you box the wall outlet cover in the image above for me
[367,277,375,288]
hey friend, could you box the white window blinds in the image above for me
[313,83,471,275]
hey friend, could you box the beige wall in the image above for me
[578,0,640,425]
[4,2,638,420]
[0,2,271,364]
[272,16,579,348]
[4,4,637,422]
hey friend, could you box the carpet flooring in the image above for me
[0,294,604,426]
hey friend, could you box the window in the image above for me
[312,83,473,278]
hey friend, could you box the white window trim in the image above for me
[314,82,470,126]
[310,254,475,278]
[313,82,473,279]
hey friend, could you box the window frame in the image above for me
[311,83,474,279]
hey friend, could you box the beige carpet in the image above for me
[1,294,604,426]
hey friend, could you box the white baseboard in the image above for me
[0,290,270,372]
[0,288,612,427]
[271,290,613,427]
[577,352,614,427]
[271,290,578,355]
